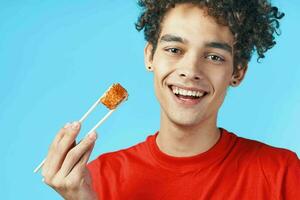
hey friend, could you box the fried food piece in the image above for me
[100,83,128,109]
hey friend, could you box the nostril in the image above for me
[180,73,186,77]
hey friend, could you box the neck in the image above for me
[157,112,220,157]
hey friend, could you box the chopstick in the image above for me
[33,97,115,173]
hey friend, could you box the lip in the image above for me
[167,84,208,106]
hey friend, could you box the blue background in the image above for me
[0,0,299,199]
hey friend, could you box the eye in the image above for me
[206,55,225,63]
[165,48,182,54]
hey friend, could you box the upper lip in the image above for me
[168,84,209,94]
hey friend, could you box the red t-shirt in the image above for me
[87,128,300,199]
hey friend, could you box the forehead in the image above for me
[159,3,234,45]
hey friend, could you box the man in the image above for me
[42,0,300,199]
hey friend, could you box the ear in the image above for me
[144,42,154,71]
[230,64,248,87]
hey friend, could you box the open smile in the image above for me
[168,85,209,106]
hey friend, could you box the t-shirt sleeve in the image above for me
[87,157,102,200]
[282,152,300,199]
[87,154,119,200]
[259,147,300,199]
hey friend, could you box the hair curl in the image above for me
[135,0,284,72]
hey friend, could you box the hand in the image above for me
[42,121,98,200]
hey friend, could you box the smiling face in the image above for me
[145,3,247,128]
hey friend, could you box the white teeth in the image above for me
[197,91,204,97]
[171,86,205,97]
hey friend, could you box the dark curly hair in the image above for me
[135,0,284,72]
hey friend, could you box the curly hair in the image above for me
[135,0,284,72]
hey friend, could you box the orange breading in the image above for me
[100,83,128,109]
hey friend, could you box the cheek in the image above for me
[153,74,167,108]
[216,75,230,89]
[207,69,231,98]
[152,49,178,70]
[152,60,175,84]
[152,67,174,104]
[211,66,232,83]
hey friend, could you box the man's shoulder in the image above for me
[231,130,299,166]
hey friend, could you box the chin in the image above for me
[169,113,206,128]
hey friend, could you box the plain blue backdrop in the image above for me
[0,0,299,199]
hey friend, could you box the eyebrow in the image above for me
[160,34,186,43]
[205,42,232,54]
[160,34,232,54]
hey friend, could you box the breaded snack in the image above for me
[100,83,128,109]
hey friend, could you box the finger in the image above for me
[54,122,73,143]
[77,140,95,168]
[44,122,72,163]
[58,131,97,177]
[43,122,81,178]
[48,122,76,153]
[42,122,72,176]
[65,141,95,183]
[56,142,95,190]
[47,121,81,175]
[47,141,95,191]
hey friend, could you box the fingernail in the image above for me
[64,122,71,128]
[88,131,97,140]
[72,121,80,130]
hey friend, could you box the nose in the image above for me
[179,72,201,80]
[177,55,203,81]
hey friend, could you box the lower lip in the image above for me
[169,87,206,106]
